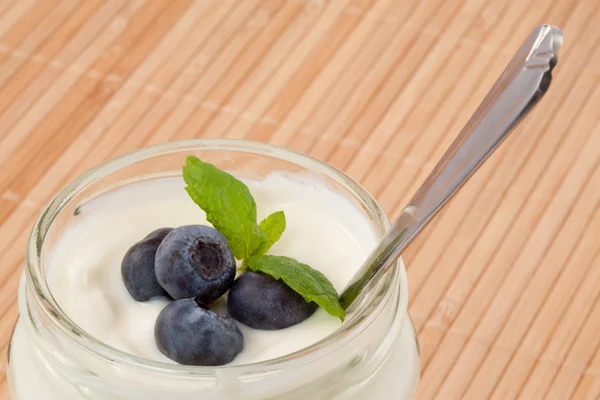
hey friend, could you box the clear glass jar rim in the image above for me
[25,138,408,375]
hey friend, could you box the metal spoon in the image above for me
[339,25,563,310]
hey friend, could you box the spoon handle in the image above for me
[340,25,563,310]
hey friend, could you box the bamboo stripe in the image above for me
[0,1,595,399]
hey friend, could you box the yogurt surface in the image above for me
[47,173,378,365]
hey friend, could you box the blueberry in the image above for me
[121,228,173,301]
[155,225,236,303]
[227,272,318,330]
[155,298,243,366]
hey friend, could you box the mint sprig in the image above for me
[183,156,276,259]
[244,255,345,321]
[182,156,344,321]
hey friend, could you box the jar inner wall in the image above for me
[17,140,411,399]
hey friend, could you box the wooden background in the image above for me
[0,0,598,399]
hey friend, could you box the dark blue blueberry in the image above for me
[121,228,173,301]
[227,272,318,330]
[155,225,236,303]
[155,298,243,366]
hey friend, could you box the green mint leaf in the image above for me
[244,255,345,321]
[183,156,267,260]
[255,211,286,255]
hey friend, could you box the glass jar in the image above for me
[6,139,420,400]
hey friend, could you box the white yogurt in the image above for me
[8,172,420,399]
[47,174,378,365]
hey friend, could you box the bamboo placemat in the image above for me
[0,0,598,399]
